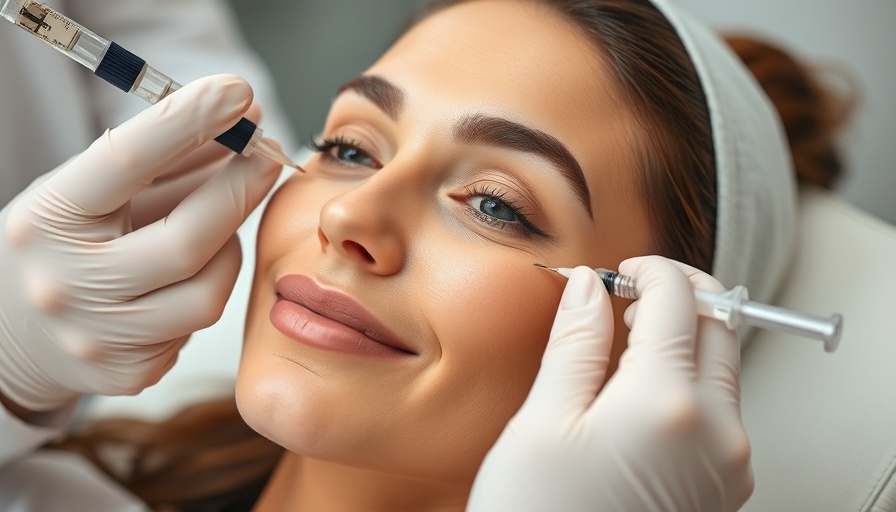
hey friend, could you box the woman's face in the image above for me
[238,0,650,484]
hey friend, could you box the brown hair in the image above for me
[52,2,852,510]
[52,397,281,512]
[724,34,853,189]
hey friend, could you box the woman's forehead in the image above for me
[370,1,619,114]
[358,1,642,207]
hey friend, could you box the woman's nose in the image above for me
[317,184,406,276]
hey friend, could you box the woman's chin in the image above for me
[235,364,326,452]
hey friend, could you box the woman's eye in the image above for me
[308,137,381,168]
[468,196,517,222]
[462,189,551,239]
[333,145,376,167]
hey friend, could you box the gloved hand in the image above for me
[468,256,753,512]
[0,74,282,412]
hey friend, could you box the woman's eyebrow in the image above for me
[335,76,592,218]
[454,115,593,218]
[336,75,405,120]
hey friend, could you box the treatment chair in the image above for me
[85,184,896,511]
[740,186,896,511]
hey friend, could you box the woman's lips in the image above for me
[270,274,415,358]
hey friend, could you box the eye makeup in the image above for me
[309,136,383,169]
[308,134,555,240]
[459,183,549,238]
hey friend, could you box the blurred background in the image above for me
[226,0,896,225]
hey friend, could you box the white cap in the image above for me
[648,0,798,309]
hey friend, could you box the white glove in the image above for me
[0,75,282,412]
[468,256,753,512]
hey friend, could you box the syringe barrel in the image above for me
[1,0,264,157]
[2,0,108,69]
[130,65,181,104]
[738,301,842,352]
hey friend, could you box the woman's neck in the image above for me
[253,452,470,512]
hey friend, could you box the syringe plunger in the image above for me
[535,264,843,352]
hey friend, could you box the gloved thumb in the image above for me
[515,266,615,424]
[46,74,254,218]
[111,150,281,293]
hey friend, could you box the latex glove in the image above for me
[468,256,753,512]
[0,75,282,412]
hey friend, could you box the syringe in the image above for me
[0,0,301,170]
[535,264,843,353]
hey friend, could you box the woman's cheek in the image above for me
[257,179,344,260]
[432,261,563,395]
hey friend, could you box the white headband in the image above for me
[648,0,798,312]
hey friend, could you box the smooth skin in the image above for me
[239,1,653,510]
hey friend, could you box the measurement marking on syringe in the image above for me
[15,1,79,51]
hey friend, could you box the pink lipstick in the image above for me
[270,275,415,358]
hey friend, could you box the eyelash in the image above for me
[463,184,549,239]
[308,136,549,239]
[308,135,381,168]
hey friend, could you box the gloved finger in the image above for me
[618,256,698,369]
[5,156,78,248]
[132,336,190,392]
[131,103,262,229]
[129,152,232,230]
[129,102,266,229]
[695,315,740,403]
[46,74,254,217]
[623,301,638,329]
[148,139,232,185]
[661,261,750,488]
[698,345,753,512]
[691,304,749,488]
[663,260,741,406]
[244,101,263,129]
[89,335,190,395]
[515,266,615,424]
[113,152,279,293]
[96,236,242,343]
[148,101,263,184]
